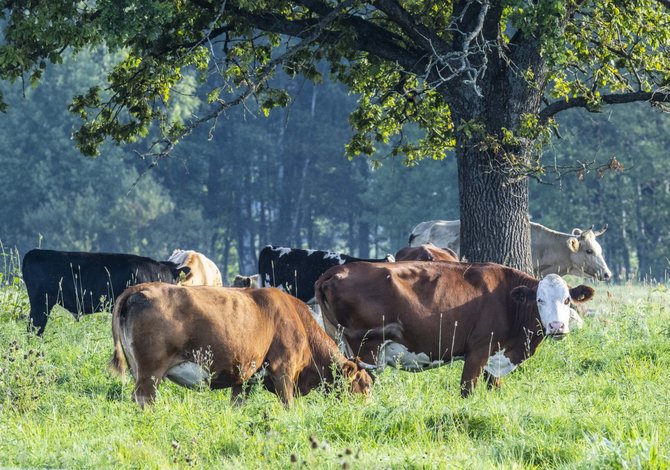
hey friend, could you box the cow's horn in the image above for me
[357,360,378,371]
[594,224,608,236]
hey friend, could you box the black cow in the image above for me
[257,245,394,303]
[22,249,191,335]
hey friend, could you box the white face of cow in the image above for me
[536,274,574,337]
[567,228,612,280]
[511,274,595,339]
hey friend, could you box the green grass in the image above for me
[1,282,669,468]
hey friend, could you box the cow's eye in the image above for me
[564,298,570,305]
[586,249,594,255]
[537,298,544,304]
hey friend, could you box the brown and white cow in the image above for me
[394,244,459,262]
[167,249,223,286]
[316,261,595,397]
[110,283,372,407]
[408,220,612,280]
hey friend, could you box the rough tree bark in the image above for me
[456,145,531,270]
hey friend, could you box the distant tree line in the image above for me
[0,53,668,281]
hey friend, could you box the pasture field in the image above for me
[1,280,669,468]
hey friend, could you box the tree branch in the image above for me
[164,1,490,102]
[539,89,670,122]
[372,0,449,53]
[421,0,496,98]
[227,4,429,74]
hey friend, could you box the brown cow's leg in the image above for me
[273,375,295,407]
[127,335,177,407]
[230,384,248,406]
[271,370,296,407]
[133,375,161,408]
[130,357,174,407]
[460,354,488,398]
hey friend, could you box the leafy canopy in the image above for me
[1,0,669,160]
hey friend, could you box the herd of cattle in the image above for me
[19,220,609,406]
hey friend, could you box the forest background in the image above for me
[0,51,668,282]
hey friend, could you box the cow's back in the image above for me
[118,284,311,382]
[395,244,459,262]
[317,261,521,361]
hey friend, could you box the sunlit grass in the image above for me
[1,282,669,468]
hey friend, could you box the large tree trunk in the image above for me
[456,146,532,272]
[442,2,547,274]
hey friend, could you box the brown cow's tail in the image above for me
[315,273,347,347]
[109,337,127,381]
[314,276,338,328]
[109,289,133,381]
[315,275,335,324]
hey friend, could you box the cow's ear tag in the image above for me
[570,285,595,303]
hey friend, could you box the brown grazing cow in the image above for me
[316,261,595,397]
[110,283,372,407]
[394,243,459,262]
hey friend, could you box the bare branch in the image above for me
[482,151,626,186]
[537,156,626,185]
[421,0,497,97]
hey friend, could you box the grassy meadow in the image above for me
[1,277,669,468]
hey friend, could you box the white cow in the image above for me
[167,249,223,286]
[409,220,612,281]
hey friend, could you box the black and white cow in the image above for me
[22,249,192,335]
[257,245,395,304]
